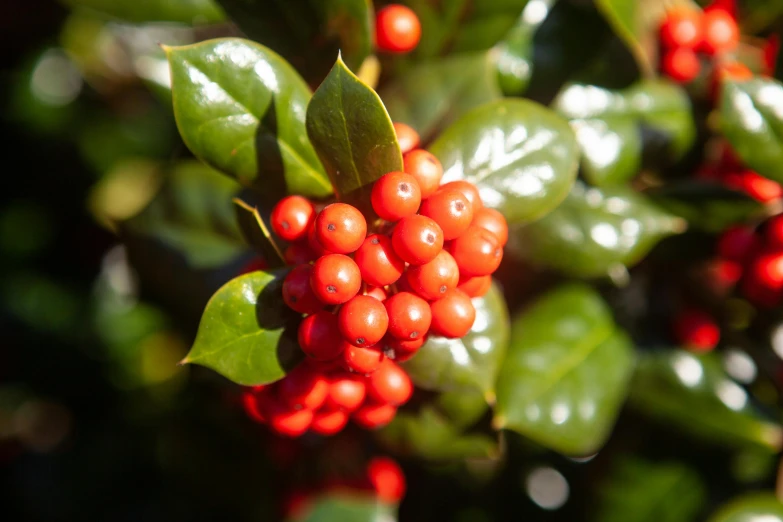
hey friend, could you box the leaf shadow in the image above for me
[254,270,303,373]
[253,94,291,207]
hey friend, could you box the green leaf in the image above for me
[648,180,765,233]
[630,351,783,451]
[721,78,783,184]
[232,193,286,268]
[494,284,635,456]
[594,0,655,77]
[183,270,303,386]
[215,0,372,83]
[741,1,783,34]
[428,98,578,224]
[122,160,246,269]
[290,494,397,522]
[380,51,501,144]
[511,181,684,278]
[166,38,332,205]
[592,457,706,522]
[63,0,224,23]
[306,55,402,216]
[401,282,509,398]
[709,494,783,522]
[552,81,695,186]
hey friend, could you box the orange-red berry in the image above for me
[267,400,314,437]
[311,409,349,435]
[384,291,432,341]
[391,215,444,265]
[457,274,492,298]
[661,47,701,83]
[403,150,443,198]
[310,254,361,305]
[325,373,366,411]
[372,172,422,222]
[447,226,503,277]
[393,122,420,154]
[343,344,385,374]
[315,203,367,254]
[283,264,324,315]
[352,401,397,429]
[278,364,329,410]
[338,295,390,347]
[368,457,407,503]
[367,359,413,406]
[406,250,460,300]
[660,8,704,49]
[375,4,421,54]
[365,286,388,301]
[355,234,405,287]
[439,180,482,211]
[672,309,720,352]
[271,196,315,242]
[702,9,739,55]
[298,311,345,361]
[430,289,475,338]
[471,207,508,246]
[418,189,474,240]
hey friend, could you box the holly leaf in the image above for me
[306,55,402,216]
[428,98,578,224]
[166,38,332,206]
[709,494,783,522]
[594,0,656,77]
[380,51,501,144]
[511,181,684,278]
[402,282,509,399]
[232,193,286,268]
[721,77,783,183]
[182,270,303,386]
[494,284,635,456]
[63,0,224,23]
[289,494,397,522]
[630,351,783,451]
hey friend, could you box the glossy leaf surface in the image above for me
[709,494,783,522]
[290,494,397,522]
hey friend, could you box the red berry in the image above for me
[311,409,348,435]
[439,180,483,211]
[457,275,492,298]
[403,150,443,198]
[307,219,332,257]
[661,47,701,83]
[672,309,720,352]
[310,254,361,305]
[242,390,267,423]
[371,172,422,222]
[430,289,475,338]
[471,207,508,246]
[766,216,783,248]
[343,344,385,374]
[267,400,314,437]
[717,225,758,262]
[278,365,329,410]
[447,226,503,277]
[338,295,390,347]
[271,196,315,242]
[315,203,367,254]
[239,257,267,275]
[368,457,406,503]
[384,291,432,341]
[352,401,397,429]
[418,189,473,240]
[383,335,426,357]
[730,170,783,203]
[713,61,753,84]
[325,373,366,411]
[393,122,420,154]
[702,9,739,55]
[391,215,444,265]
[375,4,421,54]
[355,234,405,287]
[406,250,460,300]
[284,241,315,265]
[660,8,703,49]
[298,311,345,361]
[365,286,388,301]
[368,359,413,406]
[283,265,324,315]
[712,258,743,287]
[749,251,783,288]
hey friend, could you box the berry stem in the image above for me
[232,197,287,268]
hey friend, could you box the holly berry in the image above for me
[447,226,503,277]
[418,189,473,240]
[371,172,422,222]
[660,8,703,49]
[457,274,492,298]
[714,61,753,83]
[365,286,388,302]
[406,250,460,300]
[403,150,443,198]
[267,400,314,437]
[343,344,385,374]
[672,309,720,352]
[391,215,444,265]
[375,4,421,54]
[283,264,323,315]
[307,220,332,257]
[471,207,509,246]
[271,196,315,242]
[717,225,758,262]
[430,289,475,338]
[383,335,426,357]
[352,401,397,429]
[315,203,367,254]
[338,295,390,347]
[311,409,348,435]
[384,291,432,341]
[242,390,267,423]
[310,254,361,305]
[239,257,267,275]
[702,9,739,55]
[439,180,482,212]
[766,216,783,248]
[284,242,315,265]
[393,122,420,154]
[354,234,405,287]
[368,457,406,503]
[298,311,345,361]
[278,365,329,410]
[724,170,783,203]
[367,359,413,406]
[325,374,366,411]
[661,47,701,83]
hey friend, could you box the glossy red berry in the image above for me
[311,409,349,435]
[271,196,315,242]
[267,400,314,437]
[726,170,783,203]
[375,4,421,54]
[713,61,753,84]
[717,225,758,262]
[354,234,405,287]
[284,241,315,265]
[403,150,443,198]
[418,189,473,240]
[471,207,508,246]
[242,390,267,423]
[660,8,703,49]
[307,220,332,257]
[368,359,413,406]
[315,203,367,254]
[766,216,783,248]
[283,265,324,315]
[352,401,397,429]
[338,295,390,347]
[439,180,482,211]
[391,215,444,265]
[371,172,422,222]
[278,365,329,410]
[343,344,385,374]
[298,311,345,361]
[365,286,388,301]
[661,47,701,83]
[406,250,460,300]
[672,309,720,352]
[384,291,432,341]
[743,254,783,307]
[383,335,426,356]
[457,274,492,298]
[430,289,475,338]
[325,373,366,411]
[447,226,503,277]
[310,254,361,305]
[393,122,420,154]
[702,9,739,55]
[368,457,406,503]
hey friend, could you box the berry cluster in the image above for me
[672,308,721,352]
[375,4,421,54]
[699,143,783,204]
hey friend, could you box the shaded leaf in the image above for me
[429,98,578,224]
[232,194,286,268]
[290,494,397,522]
[594,0,655,77]
[709,494,783,522]
[494,284,635,455]
[63,0,224,23]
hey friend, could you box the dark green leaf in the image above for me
[290,494,397,522]
[741,1,783,34]
[630,351,783,451]
[721,78,783,183]
[594,0,655,77]
[183,270,302,386]
[232,194,286,268]
[401,282,509,398]
[494,284,635,455]
[428,98,578,224]
[380,51,501,144]
[63,0,224,23]
[592,457,706,522]
[166,38,332,205]
[648,180,765,233]
[709,494,783,522]
[511,181,684,278]
[306,55,402,216]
